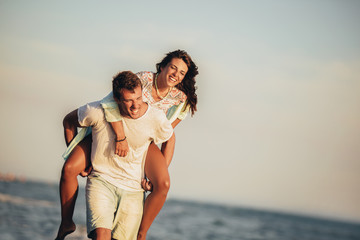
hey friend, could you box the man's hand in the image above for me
[80,165,93,177]
[115,139,129,157]
[141,178,153,192]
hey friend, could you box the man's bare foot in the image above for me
[55,221,76,240]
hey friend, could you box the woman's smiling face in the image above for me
[159,58,188,88]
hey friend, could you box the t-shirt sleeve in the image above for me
[153,111,174,145]
[100,92,123,122]
[78,101,104,127]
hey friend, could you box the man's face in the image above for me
[117,85,143,119]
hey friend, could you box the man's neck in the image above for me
[138,102,149,118]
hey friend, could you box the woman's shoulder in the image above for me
[136,71,155,83]
[169,87,187,104]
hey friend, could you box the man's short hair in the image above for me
[112,71,142,100]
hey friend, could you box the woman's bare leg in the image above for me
[56,135,91,240]
[137,142,170,240]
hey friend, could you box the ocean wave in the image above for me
[0,193,56,207]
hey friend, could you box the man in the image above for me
[62,71,174,239]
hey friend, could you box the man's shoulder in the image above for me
[147,105,166,119]
[80,100,103,112]
[78,100,105,124]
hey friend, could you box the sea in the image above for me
[0,179,359,240]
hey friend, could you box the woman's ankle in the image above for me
[60,219,75,228]
[137,231,146,240]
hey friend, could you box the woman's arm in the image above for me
[160,118,182,166]
[100,92,129,157]
[171,118,181,129]
[160,133,176,166]
[112,116,181,158]
[110,121,129,157]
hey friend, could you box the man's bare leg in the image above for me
[91,228,111,240]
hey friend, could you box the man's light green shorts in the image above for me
[86,175,144,240]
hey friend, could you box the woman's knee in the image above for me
[61,163,76,179]
[62,145,90,178]
[61,159,83,178]
[153,176,170,194]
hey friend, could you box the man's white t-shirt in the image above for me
[78,101,173,192]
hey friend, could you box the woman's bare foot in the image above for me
[55,221,76,240]
[137,232,146,240]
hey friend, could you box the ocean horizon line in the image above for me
[2,176,359,226]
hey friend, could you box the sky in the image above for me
[1,0,360,223]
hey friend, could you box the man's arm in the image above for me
[63,109,81,146]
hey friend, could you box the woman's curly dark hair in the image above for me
[156,50,199,116]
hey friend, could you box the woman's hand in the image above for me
[115,139,129,157]
[141,178,153,192]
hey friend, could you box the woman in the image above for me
[56,49,198,240]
